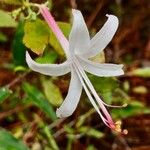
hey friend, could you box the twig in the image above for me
[5,72,28,89]
[0,104,31,120]
[112,134,132,150]
[86,0,103,28]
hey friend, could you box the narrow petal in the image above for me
[56,67,82,118]
[69,9,90,54]
[80,15,119,58]
[26,51,70,76]
[78,56,124,77]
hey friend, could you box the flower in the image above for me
[26,5,127,133]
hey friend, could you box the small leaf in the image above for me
[1,0,22,5]
[0,32,7,42]
[41,78,63,106]
[79,126,104,139]
[23,19,50,55]
[90,76,119,104]
[112,101,150,119]
[49,22,71,56]
[133,86,148,94]
[12,21,26,66]
[23,82,57,121]
[0,10,17,27]
[0,128,29,150]
[130,67,150,78]
[36,49,58,64]
[0,87,12,103]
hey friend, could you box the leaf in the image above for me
[23,19,50,55]
[23,82,57,121]
[79,126,104,139]
[90,76,119,104]
[0,10,17,27]
[49,22,71,56]
[0,87,12,103]
[12,21,26,66]
[112,101,150,119]
[130,67,150,78]
[0,128,29,150]
[0,32,7,42]
[41,78,63,106]
[36,49,58,64]
[0,0,22,5]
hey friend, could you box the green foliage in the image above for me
[23,19,71,56]
[23,19,50,55]
[12,21,26,66]
[79,126,104,139]
[41,78,63,106]
[36,49,58,64]
[130,67,150,78]
[112,101,150,119]
[90,76,119,104]
[0,10,17,27]
[0,128,29,150]
[23,82,57,121]
[49,22,71,56]
[0,87,12,103]
[43,126,59,150]
[0,0,22,5]
[0,32,7,42]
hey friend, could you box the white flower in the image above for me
[26,5,126,132]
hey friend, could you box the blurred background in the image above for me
[0,0,150,149]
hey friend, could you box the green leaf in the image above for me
[0,128,29,150]
[79,126,104,139]
[23,19,50,55]
[41,78,63,106]
[12,21,26,66]
[49,22,71,56]
[130,67,150,78]
[0,10,17,27]
[0,0,22,5]
[23,82,57,121]
[112,101,150,119]
[0,87,12,103]
[90,76,119,104]
[0,32,7,42]
[87,145,97,150]
[36,49,58,64]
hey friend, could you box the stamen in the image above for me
[103,103,128,108]
[72,64,114,129]
[114,121,128,135]
[74,57,114,124]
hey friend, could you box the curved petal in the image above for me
[69,9,90,54]
[78,56,124,77]
[80,15,119,58]
[26,51,71,76]
[56,67,82,118]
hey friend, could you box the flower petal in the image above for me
[78,56,124,76]
[80,15,119,58]
[56,67,82,118]
[26,51,70,76]
[69,9,90,54]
